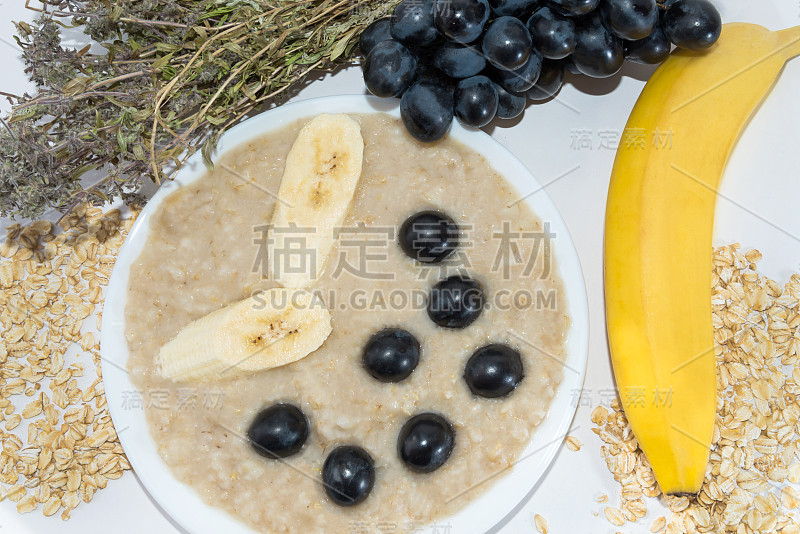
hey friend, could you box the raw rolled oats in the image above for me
[565,435,582,452]
[0,206,138,518]
[594,245,800,532]
[650,516,667,532]
[534,513,549,534]
[604,506,626,526]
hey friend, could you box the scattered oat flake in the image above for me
[782,486,800,509]
[604,506,625,526]
[16,495,37,514]
[565,435,582,451]
[534,513,549,534]
[0,208,136,517]
[42,496,61,517]
[591,405,609,425]
[650,516,667,532]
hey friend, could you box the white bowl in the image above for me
[101,94,589,534]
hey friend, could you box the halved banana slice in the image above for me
[268,113,364,288]
[156,288,331,382]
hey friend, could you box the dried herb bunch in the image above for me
[0,0,396,219]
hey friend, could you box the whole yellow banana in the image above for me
[604,23,800,495]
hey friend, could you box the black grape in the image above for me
[572,15,624,78]
[363,40,418,97]
[599,0,658,41]
[526,58,564,100]
[432,42,487,78]
[548,0,601,16]
[401,80,455,142]
[526,6,576,59]
[391,0,440,47]
[454,75,499,128]
[360,18,393,56]
[434,0,491,43]
[495,83,526,118]
[489,0,540,17]
[624,24,671,64]
[481,16,533,71]
[491,49,543,93]
[661,0,721,50]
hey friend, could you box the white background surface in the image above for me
[1,1,800,533]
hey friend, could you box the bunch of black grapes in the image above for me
[360,0,722,141]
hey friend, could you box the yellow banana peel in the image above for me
[604,23,800,495]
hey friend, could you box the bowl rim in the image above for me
[101,94,589,534]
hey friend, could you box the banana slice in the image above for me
[156,289,331,382]
[268,113,364,288]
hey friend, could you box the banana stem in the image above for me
[777,25,800,59]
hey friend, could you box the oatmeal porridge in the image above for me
[125,113,569,533]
